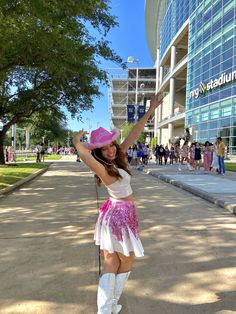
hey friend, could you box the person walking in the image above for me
[132,144,139,168]
[154,144,159,164]
[194,142,202,173]
[188,143,195,171]
[169,145,175,165]
[127,146,133,164]
[35,143,42,163]
[211,141,219,173]
[217,137,226,175]
[73,94,162,314]
[164,145,170,165]
[157,144,165,165]
[41,143,46,162]
[203,141,212,173]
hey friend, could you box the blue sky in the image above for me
[68,0,154,132]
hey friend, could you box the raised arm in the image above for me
[72,130,114,185]
[120,93,162,153]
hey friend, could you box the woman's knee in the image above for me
[117,252,135,272]
[103,251,120,273]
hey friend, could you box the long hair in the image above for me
[92,141,131,186]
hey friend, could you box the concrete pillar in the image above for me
[170,45,176,71]
[155,48,160,92]
[168,46,177,142]
[168,123,173,141]
[168,77,175,142]
[154,109,158,138]
[158,128,162,145]
[159,66,164,86]
[169,78,175,116]
[154,48,160,138]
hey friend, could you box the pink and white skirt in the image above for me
[94,198,144,257]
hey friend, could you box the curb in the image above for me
[0,164,51,198]
[139,168,236,215]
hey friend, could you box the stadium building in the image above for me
[109,67,156,142]
[145,0,236,154]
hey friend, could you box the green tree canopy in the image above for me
[19,109,69,147]
[121,122,146,145]
[0,0,124,163]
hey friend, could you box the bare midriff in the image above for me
[111,194,134,201]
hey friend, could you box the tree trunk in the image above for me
[0,126,9,165]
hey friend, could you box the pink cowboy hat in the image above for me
[84,127,120,150]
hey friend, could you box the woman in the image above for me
[164,145,170,165]
[194,142,202,173]
[132,144,139,168]
[73,94,161,314]
[203,141,212,173]
[127,146,133,164]
[211,141,219,172]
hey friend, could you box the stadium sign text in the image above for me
[189,71,236,99]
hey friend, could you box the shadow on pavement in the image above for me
[0,162,235,313]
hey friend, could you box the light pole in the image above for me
[140,83,145,105]
[127,56,139,122]
[86,118,92,133]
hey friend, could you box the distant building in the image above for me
[109,67,156,143]
[145,0,236,154]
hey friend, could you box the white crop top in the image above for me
[106,168,133,198]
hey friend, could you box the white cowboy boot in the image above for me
[111,272,131,314]
[97,273,116,314]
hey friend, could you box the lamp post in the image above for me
[86,118,92,134]
[127,56,139,122]
[11,124,16,162]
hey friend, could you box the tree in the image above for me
[151,137,158,150]
[0,0,124,164]
[19,108,69,147]
[121,122,146,145]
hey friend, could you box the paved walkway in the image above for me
[137,161,236,214]
[0,158,236,313]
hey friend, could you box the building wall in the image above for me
[186,0,236,153]
[160,0,201,60]
[147,0,236,154]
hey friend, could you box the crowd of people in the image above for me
[126,136,226,175]
[34,144,76,162]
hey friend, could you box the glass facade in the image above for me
[160,0,202,59]
[160,0,236,154]
[186,0,236,154]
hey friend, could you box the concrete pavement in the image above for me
[0,158,236,313]
[137,161,236,214]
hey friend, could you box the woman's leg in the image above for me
[97,251,120,314]
[102,250,121,274]
[117,252,135,273]
[112,252,135,314]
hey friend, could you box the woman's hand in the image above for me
[72,129,89,147]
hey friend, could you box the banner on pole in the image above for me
[138,105,145,120]
[127,105,135,122]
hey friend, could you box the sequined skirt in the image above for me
[94,198,144,257]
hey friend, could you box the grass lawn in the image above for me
[0,163,50,189]
[225,162,236,172]
[16,154,62,161]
